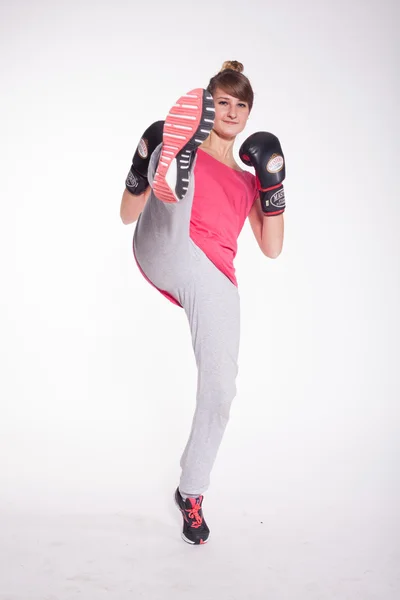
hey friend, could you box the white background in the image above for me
[1,0,399,598]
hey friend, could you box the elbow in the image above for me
[120,213,133,225]
[120,188,147,225]
[120,205,139,225]
[261,247,282,259]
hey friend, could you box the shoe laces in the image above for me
[186,499,203,528]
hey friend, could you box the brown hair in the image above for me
[207,60,254,112]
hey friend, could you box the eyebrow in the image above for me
[216,96,247,103]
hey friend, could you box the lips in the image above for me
[222,121,239,125]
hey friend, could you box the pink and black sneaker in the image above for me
[174,487,210,545]
[153,89,215,203]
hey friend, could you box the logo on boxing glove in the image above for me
[267,154,284,174]
[270,187,285,208]
[126,171,139,189]
[137,137,148,159]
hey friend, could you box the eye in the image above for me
[218,101,228,105]
[238,103,247,108]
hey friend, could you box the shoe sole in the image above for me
[173,490,210,545]
[153,89,215,203]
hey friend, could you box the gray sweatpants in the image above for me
[133,145,240,497]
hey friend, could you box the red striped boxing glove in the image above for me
[239,132,286,216]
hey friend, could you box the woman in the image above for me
[120,61,285,545]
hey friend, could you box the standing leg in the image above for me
[177,255,241,498]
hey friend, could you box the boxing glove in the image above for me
[239,132,286,216]
[125,120,164,195]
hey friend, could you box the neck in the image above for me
[200,129,236,161]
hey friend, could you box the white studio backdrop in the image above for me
[0,0,399,543]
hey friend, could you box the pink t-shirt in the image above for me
[134,148,258,307]
[190,149,258,287]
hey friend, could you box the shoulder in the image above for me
[241,170,258,198]
[241,169,255,181]
[239,168,255,182]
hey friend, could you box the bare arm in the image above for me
[120,186,152,225]
[247,196,284,258]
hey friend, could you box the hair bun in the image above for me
[220,60,244,74]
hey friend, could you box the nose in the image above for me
[227,104,237,119]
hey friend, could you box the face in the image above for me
[212,86,250,139]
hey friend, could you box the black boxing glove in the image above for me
[239,132,286,216]
[125,120,164,195]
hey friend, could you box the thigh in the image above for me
[178,251,241,379]
[133,145,199,291]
